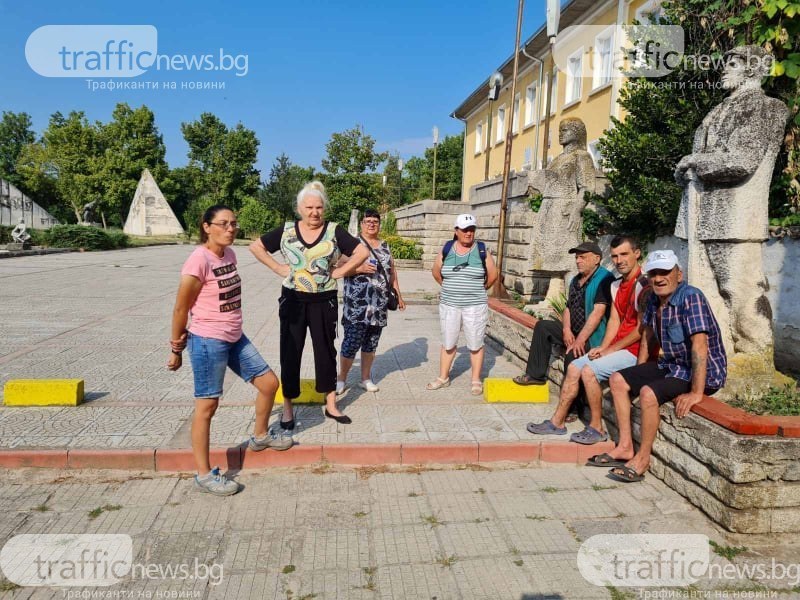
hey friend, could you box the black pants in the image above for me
[525,319,584,414]
[279,289,338,399]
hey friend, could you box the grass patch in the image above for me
[359,566,377,592]
[592,483,618,491]
[709,540,748,560]
[355,465,389,480]
[422,514,441,528]
[473,517,490,523]
[606,585,635,600]
[435,554,457,568]
[33,503,50,512]
[408,492,420,497]
[525,514,548,521]
[353,511,367,518]
[541,486,559,493]
[0,578,20,592]
[282,564,296,574]
[513,559,524,567]
[87,504,122,519]
[403,428,420,434]
[474,487,486,494]
[728,384,800,416]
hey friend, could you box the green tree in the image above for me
[397,132,463,205]
[320,125,387,225]
[401,155,430,204]
[181,113,260,209]
[261,153,315,221]
[0,111,35,189]
[17,111,104,223]
[238,195,278,239]
[97,103,169,227]
[382,154,403,209]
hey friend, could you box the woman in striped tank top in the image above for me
[428,214,498,396]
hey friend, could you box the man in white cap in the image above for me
[429,213,498,395]
[600,249,727,483]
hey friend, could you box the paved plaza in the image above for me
[0,245,562,449]
[2,465,799,599]
[2,247,800,599]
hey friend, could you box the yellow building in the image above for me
[451,0,664,200]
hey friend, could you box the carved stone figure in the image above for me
[528,118,598,299]
[11,218,31,245]
[675,45,789,357]
[82,200,97,225]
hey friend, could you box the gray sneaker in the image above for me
[193,467,240,496]
[248,431,293,452]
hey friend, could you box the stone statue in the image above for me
[11,218,31,245]
[674,45,789,357]
[82,200,97,225]
[528,117,598,299]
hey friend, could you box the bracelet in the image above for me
[171,350,182,356]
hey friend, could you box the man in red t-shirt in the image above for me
[526,236,650,447]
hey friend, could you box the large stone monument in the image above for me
[674,46,789,366]
[528,117,598,300]
[123,169,184,236]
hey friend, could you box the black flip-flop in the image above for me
[585,453,627,468]
[607,465,645,483]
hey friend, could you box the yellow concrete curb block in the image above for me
[4,379,85,406]
[483,378,549,403]
[275,379,325,404]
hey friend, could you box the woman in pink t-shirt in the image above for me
[168,205,291,497]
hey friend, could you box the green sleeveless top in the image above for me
[280,221,342,293]
[440,244,488,307]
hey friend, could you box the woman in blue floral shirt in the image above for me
[337,209,406,393]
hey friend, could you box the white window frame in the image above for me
[592,26,615,90]
[496,104,506,144]
[475,121,483,155]
[524,82,537,128]
[565,47,583,105]
[512,93,521,134]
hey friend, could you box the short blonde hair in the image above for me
[296,180,328,212]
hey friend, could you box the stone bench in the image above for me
[486,298,800,533]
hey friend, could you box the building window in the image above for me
[524,83,537,127]
[635,0,664,23]
[512,93,520,134]
[496,104,506,143]
[565,49,583,104]
[475,121,483,154]
[588,139,603,169]
[593,27,614,89]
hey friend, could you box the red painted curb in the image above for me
[488,298,537,329]
[575,440,615,463]
[401,442,479,464]
[541,442,578,463]
[155,447,242,472]
[68,449,155,470]
[322,444,401,465]
[0,449,67,469]
[241,445,322,468]
[477,442,540,463]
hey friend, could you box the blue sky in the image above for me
[1,0,548,176]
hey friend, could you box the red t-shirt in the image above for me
[610,268,648,356]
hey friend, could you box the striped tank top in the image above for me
[439,243,487,307]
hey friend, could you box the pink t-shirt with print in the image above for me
[181,246,243,343]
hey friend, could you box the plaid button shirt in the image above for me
[642,282,727,389]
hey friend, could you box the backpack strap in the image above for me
[442,239,456,259]
[477,241,487,282]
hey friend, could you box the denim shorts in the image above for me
[187,332,270,398]
[569,350,637,383]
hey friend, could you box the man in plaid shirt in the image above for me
[599,250,727,483]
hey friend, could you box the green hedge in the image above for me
[381,234,422,260]
[41,225,129,250]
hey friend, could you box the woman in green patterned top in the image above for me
[250,181,370,428]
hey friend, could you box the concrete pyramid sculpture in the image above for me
[123,169,184,236]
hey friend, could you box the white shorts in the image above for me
[439,303,489,351]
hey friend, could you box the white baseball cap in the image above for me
[644,249,680,273]
[455,214,477,229]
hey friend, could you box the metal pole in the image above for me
[484,100,493,181]
[490,0,524,300]
[432,142,438,200]
[541,39,555,168]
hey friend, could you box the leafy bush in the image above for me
[238,196,278,239]
[381,234,422,260]
[729,384,800,416]
[769,213,800,227]
[382,211,397,235]
[41,225,128,250]
[0,226,11,244]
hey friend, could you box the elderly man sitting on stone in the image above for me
[514,242,614,428]
[602,250,727,483]
[528,236,650,447]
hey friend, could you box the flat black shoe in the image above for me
[324,409,352,425]
[279,419,295,431]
